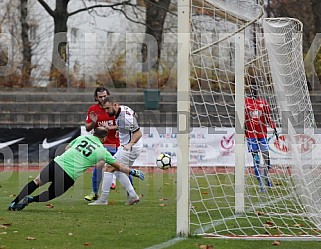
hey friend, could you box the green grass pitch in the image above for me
[0,171,320,248]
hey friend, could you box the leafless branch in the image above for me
[68,1,131,17]
[110,5,146,27]
[37,0,54,17]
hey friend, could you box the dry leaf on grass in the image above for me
[108,200,116,205]
[0,223,11,229]
[26,237,36,240]
[159,198,168,201]
[255,211,266,216]
[199,244,214,249]
[294,223,303,227]
[46,204,54,208]
[83,242,91,246]
[264,220,275,228]
[272,240,281,246]
[159,203,167,207]
[201,192,208,195]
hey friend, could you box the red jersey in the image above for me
[85,104,120,148]
[245,97,276,139]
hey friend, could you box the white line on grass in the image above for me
[145,194,293,248]
[194,193,292,235]
[144,237,186,249]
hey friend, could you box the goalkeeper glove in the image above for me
[273,128,279,140]
[130,169,145,180]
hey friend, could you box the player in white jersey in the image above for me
[89,96,143,205]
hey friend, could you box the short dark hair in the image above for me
[94,87,110,97]
[102,95,118,105]
[93,127,108,138]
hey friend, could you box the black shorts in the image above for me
[40,160,75,193]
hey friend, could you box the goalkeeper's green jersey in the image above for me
[54,135,116,180]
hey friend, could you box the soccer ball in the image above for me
[156,153,172,170]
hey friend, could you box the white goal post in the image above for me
[177,0,321,239]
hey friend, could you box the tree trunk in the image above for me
[311,0,321,34]
[49,0,69,87]
[141,0,171,73]
[20,0,32,87]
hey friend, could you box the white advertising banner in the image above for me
[135,127,251,167]
[81,126,321,167]
[135,127,321,167]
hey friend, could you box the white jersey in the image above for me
[115,105,142,146]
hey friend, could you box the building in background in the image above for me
[0,0,177,87]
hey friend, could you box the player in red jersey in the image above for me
[245,82,278,192]
[84,87,120,201]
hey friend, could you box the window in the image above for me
[29,24,37,41]
[71,27,79,43]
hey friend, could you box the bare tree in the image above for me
[310,0,321,35]
[141,0,171,73]
[0,1,23,87]
[20,0,32,87]
[37,0,130,87]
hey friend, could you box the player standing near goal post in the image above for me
[245,81,278,192]
[8,127,144,211]
[84,87,120,202]
[89,96,143,206]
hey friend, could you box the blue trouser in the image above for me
[92,146,116,194]
[247,138,272,190]
[252,152,264,189]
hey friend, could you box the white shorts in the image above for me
[114,145,142,167]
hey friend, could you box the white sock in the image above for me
[112,174,116,185]
[114,171,136,197]
[99,172,113,202]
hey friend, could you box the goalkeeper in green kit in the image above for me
[8,127,144,211]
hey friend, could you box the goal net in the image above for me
[178,0,321,239]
